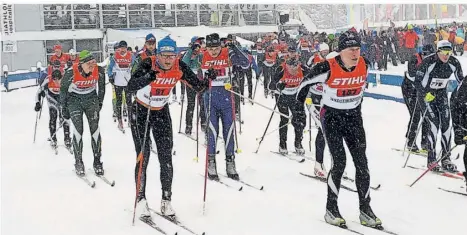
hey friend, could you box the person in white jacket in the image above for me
[108,40,134,131]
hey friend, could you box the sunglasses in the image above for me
[438,50,452,56]
[160,54,177,59]
[146,41,156,45]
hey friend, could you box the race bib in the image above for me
[429,78,449,89]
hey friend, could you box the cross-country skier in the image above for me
[450,76,467,190]
[132,34,157,75]
[202,33,249,181]
[296,30,381,228]
[181,36,207,134]
[49,44,70,69]
[306,43,329,68]
[269,44,307,155]
[60,50,106,176]
[35,69,71,150]
[414,40,464,172]
[401,44,435,153]
[67,49,79,68]
[239,48,259,101]
[108,40,133,131]
[127,36,209,219]
[262,47,278,98]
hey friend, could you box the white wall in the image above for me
[1,41,46,71]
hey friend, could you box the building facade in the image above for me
[1,4,278,71]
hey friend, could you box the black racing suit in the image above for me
[450,78,467,180]
[401,53,428,151]
[414,54,464,167]
[269,64,307,150]
[127,57,208,201]
[297,55,374,215]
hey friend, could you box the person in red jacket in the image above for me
[403,24,419,64]
[49,44,71,69]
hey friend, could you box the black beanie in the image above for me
[206,33,221,47]
[338,30,361,52]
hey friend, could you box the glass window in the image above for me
[219,4,238,26]
[199,4,219,26]
[239,4,258,25]
[102,4,127,28]
[154,4,176,27]
[415,4,428,20]
[74,4,100,29]
[43,4,72,30]
[176,4,198,27]
[129,4,152,28]
[259,10,275,25]
[461,5,467,17]
[76,39,103,62]
[404,4,415,21]
[45,40,73,62]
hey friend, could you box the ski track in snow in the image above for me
[2,77,466,235]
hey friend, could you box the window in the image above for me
[199,4,218,26]
[74,4,100,29]
[415,4,428,20]
[154,4,175,27]
[76,39,103,62]
[239,4,258,25]
[176,4,198,27]
[129,4,152,28]
[45,40,73,63]
[43,4,72,30]
[404,4,415,21]
[102,4,128,28]
[219,4,238,26]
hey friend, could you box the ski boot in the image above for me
[279,142,288,155]
[161,191,176,219]
[441,159,458,173]
[117,119,125,133]
[207,154,219,180]
[93,161,104,176]
[226,155,239,180]
[185,125,192,135]
[359,205,382,228]
[314,162,327,179]
[264,90,268,99]
[201,123,207,133]
[428,160,442,172]
[112,112,117,122]
[324,207,346,227]
[295,141,305,156]
[123,108,128,121]
[64,137,72,149]
[50,137,58,149]
[406,144,420,153]
[75,160,85,176]
[136,197,151,219]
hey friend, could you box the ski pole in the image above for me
[403,107,428,168]
[252,72,260,101]
[409,145,459,187]
[401,97,419,156]
[256,120,290,141]
[308,114,312,152]
[133,95,152,225]
[178,84,185,133]
[203,82,212,215]
[254,93,281,153]
[227,89,291,119]
[194,94,200,163]
[37,68,44,119]
[230,85,241,153]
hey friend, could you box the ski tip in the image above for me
[298,159,305,163]
[111,181,116,187]
[91,182,96,188]
[202,233,206,235]
[260,186,264,190]
[238,186,243,191]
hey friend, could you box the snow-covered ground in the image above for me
[1,75,466,235]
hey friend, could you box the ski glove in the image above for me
[34,102,41,112]
[62,108,70,120]
[424,92,435,102]
[454,130,467,145]
[205,68,217,80]
[109,73,116,85]
[276,82,286,91]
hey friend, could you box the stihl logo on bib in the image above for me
[154,77,178,85]
[204,59,228,67]
[75,80,98,86]
[330,76,366,88]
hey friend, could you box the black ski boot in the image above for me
[64,136,72,149]
[185,125,192,135]
[207,154,219,180]
[75,160,85,176]
[201,123,207,133]
[226,155,239,180]
[359,204,382,228]
[441,159,458,173]
[279,141,288,155]
[93,161,104,176]
[295,141,305,156]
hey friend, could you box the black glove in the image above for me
[67,60,73,68]
[109,73,115,85]
[205,68,217,80]
[454,129,467,145]
[62,107,70,120]
[34,102,41,112]
[148,70,160,81]
[141,58,153,71]
[276,82,286,91]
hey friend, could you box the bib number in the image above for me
[337,88,361,97]
[429,78,448,89]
